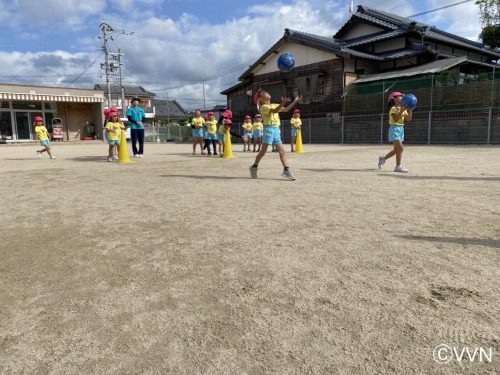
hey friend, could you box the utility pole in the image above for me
[202,82,206,110]
[111,49,125,111]
[99,23,113,107]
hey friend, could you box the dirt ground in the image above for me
[0,141,499,375]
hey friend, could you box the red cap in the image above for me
[108,110,119,118]
[253,89,263,107]
[244,115,251,120]
[222,109,232,119]
[34,116,43,122]
[293,109,301,114]
[388,91,404,102]
[207,112,215,116]
[224,119,232,125]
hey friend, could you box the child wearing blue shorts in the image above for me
[252,114,263,152]
[105,110,125,162]
[191,109,205,155]
[34,116,56,159]
[242,115,253,152]
[378,92,413,173]
[249,89,301,180]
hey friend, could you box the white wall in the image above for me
[252,43,338,75]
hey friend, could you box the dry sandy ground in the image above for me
[0,141,499,375]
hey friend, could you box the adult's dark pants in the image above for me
[131,128,144,155]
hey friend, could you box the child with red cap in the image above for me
[252,114,263,152]
[290,108,302,152]
[242,115,253,152]
[205,112,219,156]
[34,116,55,159]
[105,109,125,162]
[378,91,413,173]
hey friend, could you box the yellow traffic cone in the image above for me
[295,129,304,153]
[118,130,134,164]
[223,129,234,159]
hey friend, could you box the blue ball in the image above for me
[277,53,295,72]
[402,94,417,109]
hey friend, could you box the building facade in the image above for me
[0,83,105,142]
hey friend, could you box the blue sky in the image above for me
[0,0,483,110]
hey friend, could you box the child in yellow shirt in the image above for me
[252,114,263,152]
[34,116,56,159]
[290,109,302,152]
[105,110,125,162]
[242,115,253,152]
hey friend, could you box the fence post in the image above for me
[380,114,384,144]
[341,115,344,144]
[487,108,492,144]
[427,112,432,145]
[179,125,182,142]
[308,118,312,144]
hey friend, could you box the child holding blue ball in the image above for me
[378,92,412,173]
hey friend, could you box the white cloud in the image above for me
[9,0,106,29]
[0,0,489,111]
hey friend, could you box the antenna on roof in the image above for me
[349,0,354,14]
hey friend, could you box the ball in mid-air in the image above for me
[277,53,295,72]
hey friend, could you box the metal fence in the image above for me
[145,107,500,145]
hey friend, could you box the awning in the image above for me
[0,92,105,103]
[352,56,496,84]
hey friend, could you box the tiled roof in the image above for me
[94,84,156,97]
[151,99,186,117]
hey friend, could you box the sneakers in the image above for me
[36,151,42,158]
[201,151,206,155]
[50,156,56,160]
[134,154,140,158]
[112,155,119,160]
[394,165,409,173]
[249,165,258,179]
[378,156,385,169]
[139,154,144,158]
[192,151,196,155]
[107,156,113,162]
[213,152,218,156]
[281,169,296,180]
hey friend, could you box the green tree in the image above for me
[476,0,500,48]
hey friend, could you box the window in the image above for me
[1,101,9,109]
[0,112,12,139]
[12,101,42,110]
[44,102,56,110]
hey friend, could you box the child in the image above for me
[105,110,125,162]
[378,92,413,173]
[242,115,253,152]
[252,114,263,152]
[34,116,55,159]
[217,119,232,157]
[290,109,302,152]
[205,112,219,156]
[249,89,301,180]
[191,109,205,155]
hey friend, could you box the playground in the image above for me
[0,143,498,374]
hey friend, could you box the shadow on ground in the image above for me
[397,234,500,249]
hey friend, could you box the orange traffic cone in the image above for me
[295,129,304,153]
[223,129,234,159]
[118,130,134,164]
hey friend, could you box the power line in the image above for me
[409,0,473,18]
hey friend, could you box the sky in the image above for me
[0,0,485,111]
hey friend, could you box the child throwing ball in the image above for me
[249,89,301,180]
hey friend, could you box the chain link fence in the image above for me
[145,107,500,145]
